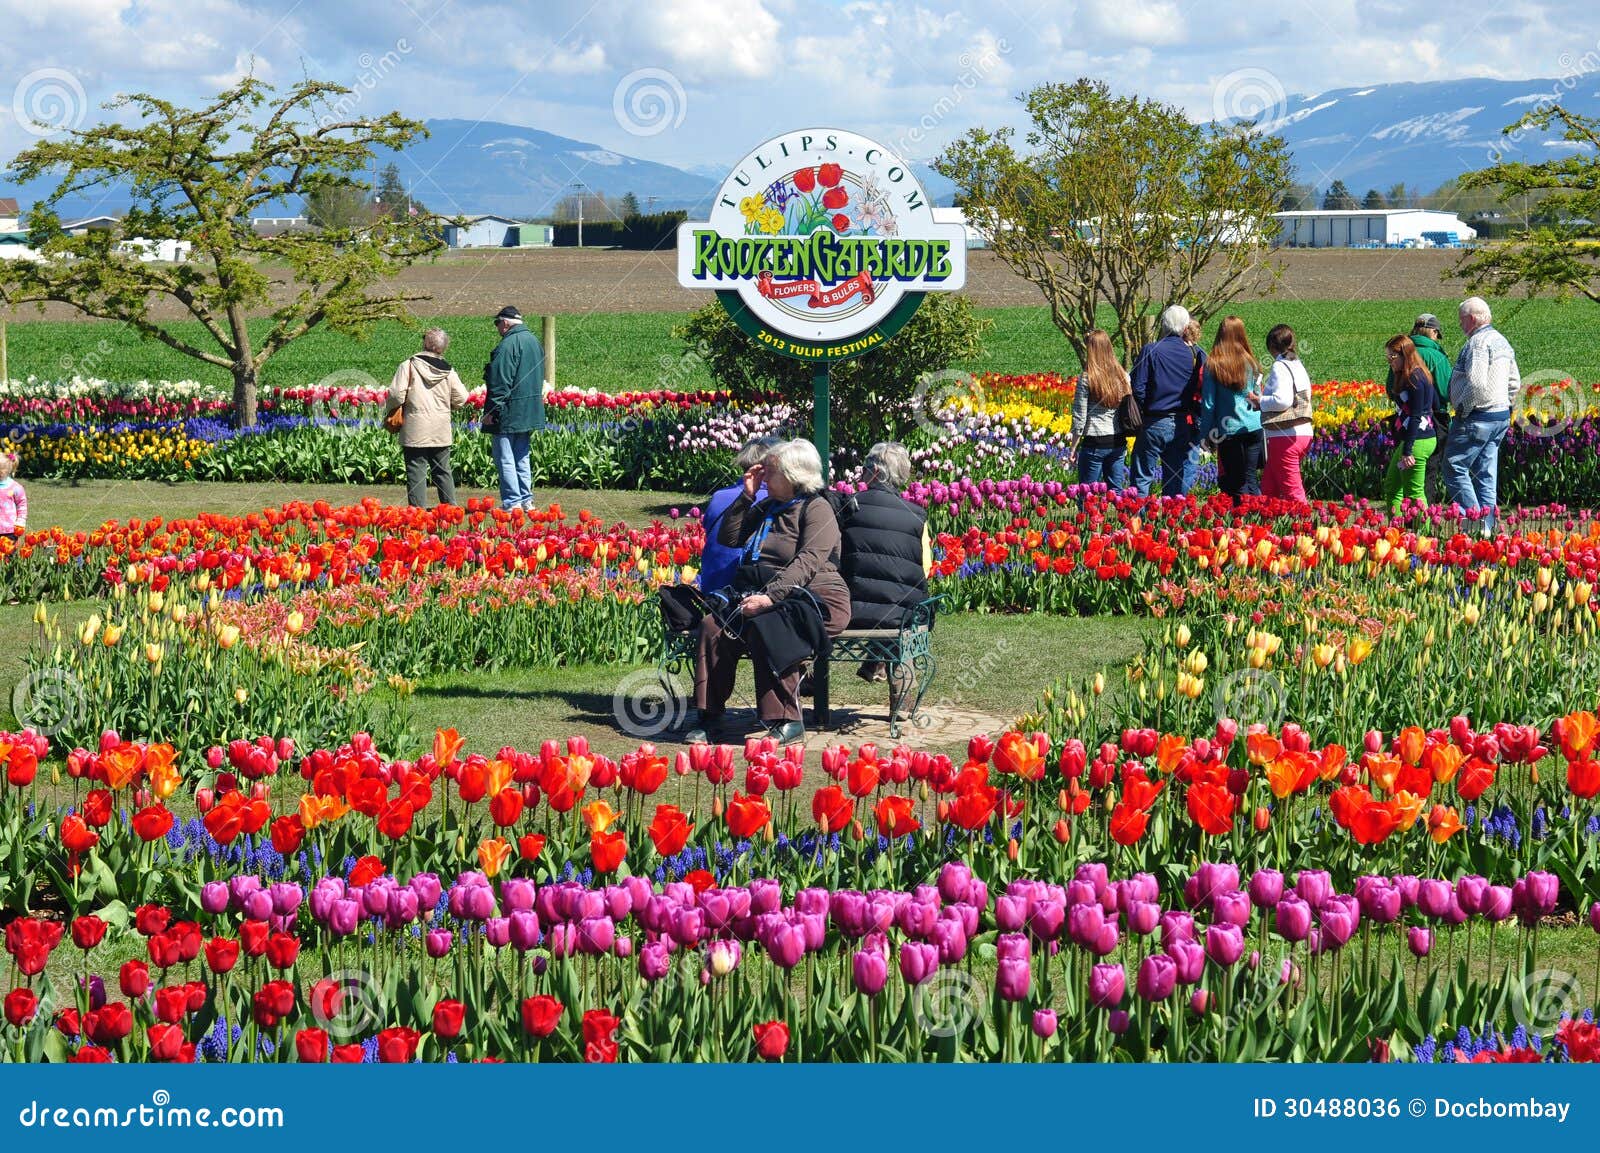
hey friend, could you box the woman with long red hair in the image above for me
[1197,316,1263,497]
[1069,329,1131,489]
[1381,334,1439,512]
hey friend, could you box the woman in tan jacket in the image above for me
[385,329,471,507]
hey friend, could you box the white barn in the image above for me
[1274,208,1477,248]
[932,206,989,248]
[445,215,527,248]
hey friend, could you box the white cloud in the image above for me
[1075,0,1187,47]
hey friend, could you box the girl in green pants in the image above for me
[1381,335,1439,513]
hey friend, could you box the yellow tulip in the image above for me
[102,622,125,646]
[145,643,163,664]
[285,611,305,636]
[217,624,240,649]
[234,687,249,704]
[147,590,164,613]
[1175,624,1191,647]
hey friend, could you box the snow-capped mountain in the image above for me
[1230,75,1600,193]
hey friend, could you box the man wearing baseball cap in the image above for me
[1386,314,1454,502]
[483,306,546,510]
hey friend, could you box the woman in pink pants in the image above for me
[1251,324,1313,503]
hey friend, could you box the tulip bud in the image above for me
[1053,819,1071,844]
[1253,806,1270,832]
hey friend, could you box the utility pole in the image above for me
[570,182,587,248]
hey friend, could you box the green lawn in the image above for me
[6,297,1596,395]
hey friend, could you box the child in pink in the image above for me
[0,454,27,536]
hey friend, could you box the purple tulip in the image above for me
[1274,895,1312,942]
[1091,920,1121,957]
[500,878,536,913]
[1514,871,1560,924]
[1393,874,1420,907]
[1167,939,1205,985]
[484,917,511,948]
[425,929,452,958]
[795,887,829,917]
[384,889,419,929]
[853,948,888,996]
[1408,926,1432,957]
[623,875,654,913]
[1136,953,1178,1001]
[1108,1009,1131,1035]
[614,935,633,959]
[1089,963,1126,1009]
[1159,910,1195,948]
[508,910,541,951]
[1032,1009,1058,1039]
[638,940,673,982]
[1074,862,1109,899]
[995,895,1027,932]
[1481,885,1514,922]
[1248,869,1284,909]
[604,884,633,922]
[1190,989,1212,1015]
[200,881,231,916]
[1455,875,1489,916]
[578,916,615,956]
[1357,879,1402,925]
[1293,870,1332,910]
[1590,901,1600,935]
[409,873,442,910]
[749,879,782,916]
[670,907,705,947]
[896,899,939,939]
[1318,895,1360,949]
[899,941,939,986]
[1205,923,1245,967]
[831,891,870,938]
[801,912,828,953]
[229,874,262,907]
[1125,900,1160,936]
[997,957,1031,1002]
[243,890,273,921]
[765,921,807,970]
[1212,889,1252,928]
[1417,878,1453,919]
[937,862,973,904]
[932,918,968,965]
[1185,862,1241,910]
[329,898,360,937]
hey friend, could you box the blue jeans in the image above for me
[1130,414,1197,497]
[1077,441,1127,489]
[492,431,533,509]
[1442,410,1509,530]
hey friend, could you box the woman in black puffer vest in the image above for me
[836,442,929,704]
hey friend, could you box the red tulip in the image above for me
[581,1008,620,1063]
[817,162,843,187]
[295,1027,329,1062]
[376,1026,422,1063]
[753,1019,789,1060]
[239,920,270,957]
[147,1022,184,1061]
[331,1043,364,1063]
[71,915,107,951]
[204,937,240,973]
[4,987,38,1027]
[432,998,466,1040]
[154,986,189,1024]
[648,804,693,856]
[521,994,563,1037]
[119,960,150,998]
[792,167,816,193]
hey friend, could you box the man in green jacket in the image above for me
[483,305,546,510]
[1387,313,1453,503]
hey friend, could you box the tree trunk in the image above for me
[233,363,258,428]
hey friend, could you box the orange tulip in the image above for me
[1155,733,1189,775]
[1395,726,1426,767]
[1245,731,1281,766]
[100,745,143,791]
[1109,802,1149,845]
[725,792,771,839]
[1362,752,1402,794]
[1186,780,1235,836]
[433,727,465,768]
[581,800,619,835]
[1390,789,1426,830]
[477,836,513,878]
[1427,804,1464,843]
[1318,744,1348,781]
[1423,743,1465,784]
[994,731,1044,782]
[874,795,921,838]
[647,805,693,856]
[1560,711,1599,762]
[486,758,515,797]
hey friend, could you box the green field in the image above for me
[5,297,1597,393]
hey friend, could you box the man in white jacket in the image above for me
[1442,297,1520,534]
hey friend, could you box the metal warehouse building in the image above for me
[1274,208,1477,248]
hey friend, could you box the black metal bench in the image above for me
[659,596,942,738]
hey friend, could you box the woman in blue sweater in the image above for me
[697,436,777,592]
[1381,335,1438,513]
[1198,316,1264,498]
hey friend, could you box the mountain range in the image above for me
[2,76,1595,221]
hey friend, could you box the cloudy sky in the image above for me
[2,0,1597,171]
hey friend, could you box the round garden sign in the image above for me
[676,128,968,468]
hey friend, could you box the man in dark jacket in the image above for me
[1129,305,1205,497]
[483,305,546,510]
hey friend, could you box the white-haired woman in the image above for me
[685,438,851,746]
[1129,303,1205,496]
[385,328,470,507]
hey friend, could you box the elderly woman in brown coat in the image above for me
[384,328,471,507]
[683,438,850,746]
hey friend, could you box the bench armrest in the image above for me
[897,596,942,635]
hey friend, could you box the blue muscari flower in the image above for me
[578,867,593,886]
[652,865,666,883]
[445,1050,458,1064]
[341,855,357,877]
[1511,1024,1529,1050]
[1441,1041,1458,1062]
[1532,806,1548,839]
[1463,804,1475,826]
[361,1037,379,1063]
[1561,805,1572,819]
[559,860,575,882]
[259,1035,275,1058]
[1588,816,1600,836]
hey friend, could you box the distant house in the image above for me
[0,198,19,232]
[251,216,315,238]
[444,214,527,248]
[61,215,121,235]
[932,206,989,249]
[117,237,192,263]
[0,232,41,261]
[1273,208,1477,248]
[509,223,554,247]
